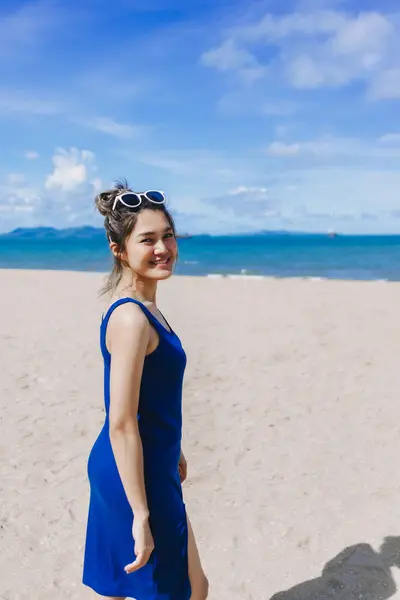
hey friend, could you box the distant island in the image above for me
[0,226,342,240]
[0,227,193,240]
[0,226,104,240]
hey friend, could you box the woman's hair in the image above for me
[95,179,177,296]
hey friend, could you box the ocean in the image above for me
[1,230,400,281]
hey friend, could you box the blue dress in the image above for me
[83,298,191,599]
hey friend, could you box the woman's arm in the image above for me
[178,448,187,483]
[107,303,154,572]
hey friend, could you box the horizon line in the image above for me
[1,225,400,237]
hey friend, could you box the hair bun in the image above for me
[95,191,115,217]
[95,179,131,216]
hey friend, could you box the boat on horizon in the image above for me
[327,229,339,238]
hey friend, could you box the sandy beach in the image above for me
[1,268,400,600]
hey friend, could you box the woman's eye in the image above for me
[141,234,174,243]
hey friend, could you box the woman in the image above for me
[83,181,209,600]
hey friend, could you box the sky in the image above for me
[1,0,400,235]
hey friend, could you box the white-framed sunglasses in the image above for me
[112,190,166,211]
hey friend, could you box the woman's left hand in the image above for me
[178,450,187,483]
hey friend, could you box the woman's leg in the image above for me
[187,514,209,600]
[91,518,208,600]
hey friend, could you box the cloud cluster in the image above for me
[201,8,400,99]
[204,185,279,217]
[0,148,102,231]
[200,38,266,83]
[1,1,400,235]
[80,117,142,139]
[265,136,400,159]
[0,173,42,232]
[171,185,281,234]
[45,148,95,192]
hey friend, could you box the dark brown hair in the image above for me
[95,179,177,296]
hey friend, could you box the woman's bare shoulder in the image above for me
[107,301,150,347]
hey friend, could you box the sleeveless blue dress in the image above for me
[83,298,191,599]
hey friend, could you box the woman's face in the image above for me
[120,209,178,280]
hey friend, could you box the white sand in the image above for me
[1,269,400,599]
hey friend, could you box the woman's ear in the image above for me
[110,241,127,262]
[109,241,120,258]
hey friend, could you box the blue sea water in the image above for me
[1,232,400,281]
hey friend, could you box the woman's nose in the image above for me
[154,239,167,253]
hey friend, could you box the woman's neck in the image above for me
[114,272,157,305]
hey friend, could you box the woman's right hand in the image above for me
[124,516,155,574]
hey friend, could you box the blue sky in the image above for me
[1,0,400,234]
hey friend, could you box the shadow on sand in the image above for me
[271,536,400,600]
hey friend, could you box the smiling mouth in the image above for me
[150,257,171,266]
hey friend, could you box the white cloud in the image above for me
[232,9,393,53]
[2,143,400,234]
[267,142,301,156]
[204,185,279,219]
[171,183,282,234]
[7,173,26,185]
[45,148,95,192]
[204,9,399,97]
[0,173,42,225]
[85,117,141,139]
[232,10,346,41]
[281,167,400,222]
[287,54,327,88]
[200,38,266,82]
[138,149,242,179]
[265,136,400,160]
[0,1,64,62]
[0,89,63,115]
[0,165,96,232]
[180,166,397,234]
[330,12,392,57]
[286,12,394,89]
[379,133,400,144]
[25,150,39,160]
[229,185,268,195]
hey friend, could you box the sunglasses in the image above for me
[112,190,166,211]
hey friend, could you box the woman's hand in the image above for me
[124,516,155,574]
[178,450,187,483]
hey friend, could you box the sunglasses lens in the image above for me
[146,191,165,203]
[121,193,141,208]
